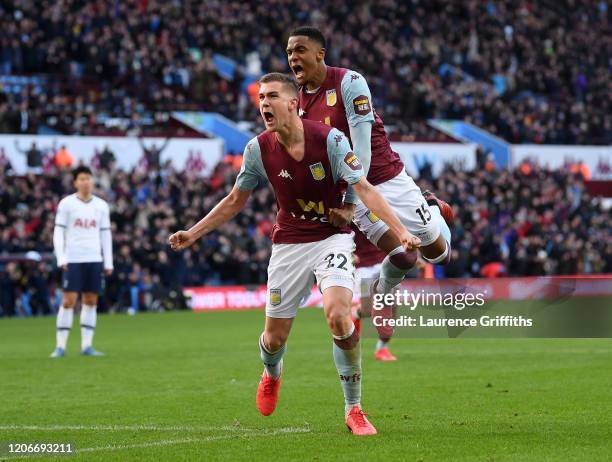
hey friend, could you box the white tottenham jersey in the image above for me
[53,194,113,268]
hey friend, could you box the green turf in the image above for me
[0,309,611,461]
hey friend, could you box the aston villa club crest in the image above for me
[326,89,337,107]
[270,288,282,306]
[309,162,326,180]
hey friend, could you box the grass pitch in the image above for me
[1,308,611,461]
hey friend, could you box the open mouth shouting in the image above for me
[262,110,275,125]
[291,64,305,81]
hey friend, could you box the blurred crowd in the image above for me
[0,0,609,143]
[422,160,611,278]
[1,152,610,316]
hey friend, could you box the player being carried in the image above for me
[287,27,454,355]
[51,166,113,358]
[168,73,419,435]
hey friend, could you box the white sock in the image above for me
[80,304,97,350]
[56,307,74,350]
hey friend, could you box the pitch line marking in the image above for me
[1,427,311,459]
[0,424,256,433]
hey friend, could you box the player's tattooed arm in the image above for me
[168,186,251,250]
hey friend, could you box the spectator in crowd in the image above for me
[138,137,170,173]
[99,145,116,171]
[14,141,43,174]
[53,145,74,169]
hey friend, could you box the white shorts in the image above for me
[354,264,382,299]
[354,170,441,247]
[266,233,356,318]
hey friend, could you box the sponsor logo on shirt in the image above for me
[292,199,328,222]
[309,162,326,180]
[296,199,325,214]
[353,95,371,116]
[73,218,97,229]
[367,211,380,223]
[326,89,337,107]
[344,152,362,171]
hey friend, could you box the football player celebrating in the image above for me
[169,73,419,435]
[287,27,454,302]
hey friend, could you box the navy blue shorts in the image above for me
[62,262,104,293]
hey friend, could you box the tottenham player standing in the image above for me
[169,73,419,435]
[287,27,454,298]
[51,166,113,357]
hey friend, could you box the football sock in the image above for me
[80,304,97,350]
[259,334,285,379]
[431,205,452,244]
[375,339,388,352]
[332,324,362,415]
[56,307,73,349]
[377,246,416,294]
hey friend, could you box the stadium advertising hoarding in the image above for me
[511,145,612,180]
[185,276,611,309]
[1,135,224,176]
[391,142,477,177]
[186,277,612,338]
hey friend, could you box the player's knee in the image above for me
[82,293,98,306]
[263,331,288,352]
[422,240,451,266]
[62,293,77,308]
[389,249,417,270]
[325,304,351,333]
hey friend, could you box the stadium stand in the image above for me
[0,156,609,316]
[0,1,609,143]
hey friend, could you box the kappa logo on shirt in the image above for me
[334,134,343,146]
[278,169,293,180]
[298,108,306,117]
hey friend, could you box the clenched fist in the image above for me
[168,230,197,250]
